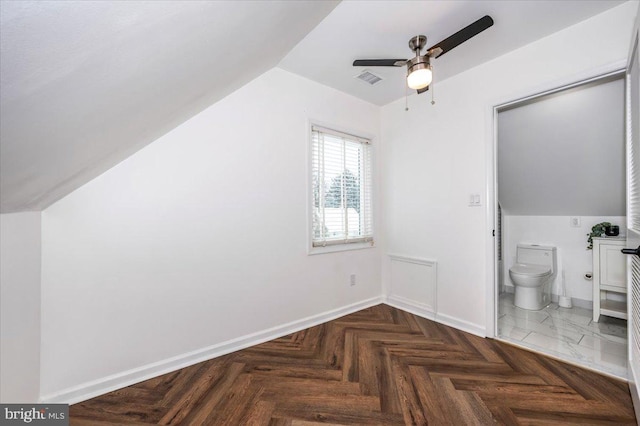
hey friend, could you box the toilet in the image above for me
[509,244,557,310]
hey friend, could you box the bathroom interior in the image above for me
[496,72,628,379]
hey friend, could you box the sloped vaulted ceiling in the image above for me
[0,0,338,213]
[1,0,630,213]
[498,77,625,217]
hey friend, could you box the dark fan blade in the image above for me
[428,15,493,58]
[417,86,429,94]
[353,59,406,67]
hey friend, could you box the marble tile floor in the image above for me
[497,292,628,379]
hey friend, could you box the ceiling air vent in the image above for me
[355,69,383,86]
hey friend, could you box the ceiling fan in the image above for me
[353,15,494,94]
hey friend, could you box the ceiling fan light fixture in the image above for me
[407,62,432,90]
[352,16,494,97]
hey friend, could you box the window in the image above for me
[311,125,373,248]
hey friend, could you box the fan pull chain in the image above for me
[431,68,435,105]
[405,85,409,111]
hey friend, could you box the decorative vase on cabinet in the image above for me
[592,237,627,322]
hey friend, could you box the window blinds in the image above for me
[311,125,373,247]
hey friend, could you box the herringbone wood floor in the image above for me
[70,305,636,425]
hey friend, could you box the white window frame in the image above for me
[308,123,374,254]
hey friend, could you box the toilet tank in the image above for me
[516,244,557,273]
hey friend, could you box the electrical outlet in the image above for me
[570,216,581,227]
[350,274,356,286]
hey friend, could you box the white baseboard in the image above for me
[385,295,436,321]
[384,295,485,338]
[41,296,384,405]
[42,295,489,404]
[550,294,592,310]
[503,288,593,310]
[435,312,486,338]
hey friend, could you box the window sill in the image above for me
[308,241,375,255]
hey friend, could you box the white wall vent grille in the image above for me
[355,70,383,85]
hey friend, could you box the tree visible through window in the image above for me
[325,170,360,213]
[311,125,373,247]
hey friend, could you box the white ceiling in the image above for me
[0,0,630,213]
[0,0,338,213]
[280,0,626,106]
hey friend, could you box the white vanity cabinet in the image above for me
[592,237,627,322]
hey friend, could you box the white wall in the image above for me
[0,212,41,403]
[40,68,381,401]
[502,215,626,304]
[380,2,637,334]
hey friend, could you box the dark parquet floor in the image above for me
[69,304,636,425]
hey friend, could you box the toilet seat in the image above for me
[509,263,551,277]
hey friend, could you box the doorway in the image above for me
[493,71,627,379]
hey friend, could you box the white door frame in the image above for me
[485,62,627,338]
